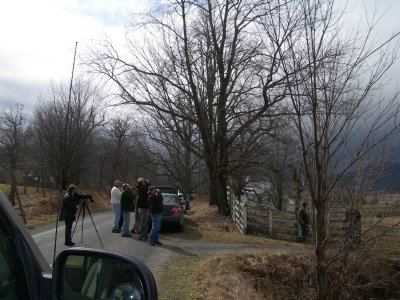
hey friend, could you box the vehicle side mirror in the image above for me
[52,248,158,300]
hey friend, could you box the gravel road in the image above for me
[30,210,297,274]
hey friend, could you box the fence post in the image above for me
[242,202,247,234]
[268,207,272,235]
[326,212,330,238]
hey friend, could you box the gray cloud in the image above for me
[0,78,41,116]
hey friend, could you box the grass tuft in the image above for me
[156,256,202,300]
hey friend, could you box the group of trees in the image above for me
[1,0,400,298]
[0,80,202,196]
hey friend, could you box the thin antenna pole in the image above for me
[53,42,78,264]
[60,41,78,192]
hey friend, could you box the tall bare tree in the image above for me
[86,0,296,215]
[32,80,105,189]
[0,103,27,203]
[280,0,400,298]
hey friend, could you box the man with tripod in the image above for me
[61,184,92,246]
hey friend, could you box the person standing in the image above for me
[147,186,164,246]
[120,183,134,237]
[298,201,310,242]
[111,180,123,233]
[136,178,151,241]
[61,184,92,246]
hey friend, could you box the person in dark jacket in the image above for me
[120,183,135,237]
[147,186,164,246]
[61,184,92,246]
[297,201,310,242]
[136,178,151,241]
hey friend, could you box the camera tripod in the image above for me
[72,200,104,248]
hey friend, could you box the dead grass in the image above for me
[158,196,400,300]
[157,256,202,300]
[196,252,400,300]
[156,196,311,299]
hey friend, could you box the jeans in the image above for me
[138,208,149,238]
[118,210,124,229]
[148,213,162,242]
[121,210,131,235]
[300,224,309,240]
[112,203,121,230]
[65,219,73,243]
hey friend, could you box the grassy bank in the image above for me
[0,184,110,228]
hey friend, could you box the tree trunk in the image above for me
[315,206,327,300]
[276,179,284,210]
[9,184,16,206]
[208,168,229,216]
[182,146,192,195]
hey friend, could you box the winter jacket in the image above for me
[121,190,135,212]
[136,182,150,208]
[61,192,92,222]
[110,186,122,204]
[148,192,164,214]
[298,208,310,226]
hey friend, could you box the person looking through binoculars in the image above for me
[60,184,93,246]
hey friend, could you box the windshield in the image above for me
[162,194,178,205]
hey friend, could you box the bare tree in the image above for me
[102,115,141,184]
[86,0,295,215]
[0,103,27,203]
[32,79,105,189]
[280,0,400,298]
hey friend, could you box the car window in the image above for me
[0,223,29,300]
[162,194,178,205]
[63,254,145,300]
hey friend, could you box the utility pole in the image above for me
[54,42,78,264]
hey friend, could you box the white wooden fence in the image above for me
[230,186,351,243]
[229,185,297,238]
[229,186,247,234]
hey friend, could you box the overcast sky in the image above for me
[0,0,399,116]
[0,0,157,113]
